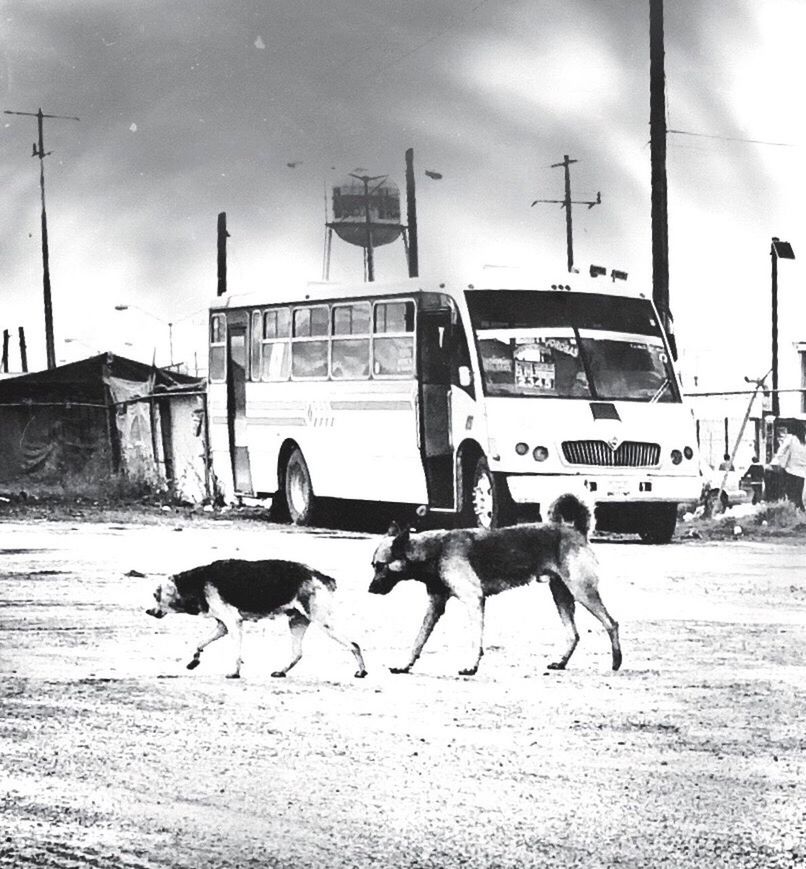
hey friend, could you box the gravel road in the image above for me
[1,515,804,868]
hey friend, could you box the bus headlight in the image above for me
[683,446,694,460]
[515,442,529,456]
[671,449,683,465]
[533,446,549,462]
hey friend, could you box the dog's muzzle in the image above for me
[368,571,398,595]
[145,608,166,619]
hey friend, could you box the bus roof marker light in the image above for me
[590,264,607,278]
[611,269,628,282]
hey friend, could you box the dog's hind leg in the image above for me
[391,591,447,674]
[317,620,368,678]
[563,550,622,671]
[272,612,310,677]
[547,577,579,670]
[307,595,368,678]
[187,619,228,670]
[575,585,621,671]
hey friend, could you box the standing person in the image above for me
[768,421,806,509]
[742,456,765,505]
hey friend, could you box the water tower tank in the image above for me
[330,175,403,248]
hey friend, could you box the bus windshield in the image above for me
[466,290,679,402]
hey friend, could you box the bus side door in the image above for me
[226,311,253,495]
[417,306,454,509]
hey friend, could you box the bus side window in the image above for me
[373,301,415,377]
[209,314,226,382]
[261,307,290,381]
[291,305,329,379]
[332,302,370,379]
[250,310,262,380]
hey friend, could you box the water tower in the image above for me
[324,173,409,281]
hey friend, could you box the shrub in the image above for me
[751,499,806,529]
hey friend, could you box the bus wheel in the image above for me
[284,448,316,526]
[465,456,512,529]
[638,503,678,544]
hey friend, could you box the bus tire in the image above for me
[638,502,678,544]
[284,447,317,526]
[463,456,513,529]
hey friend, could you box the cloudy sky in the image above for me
[1,0,804,384]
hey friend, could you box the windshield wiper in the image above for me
[650,378,671,403]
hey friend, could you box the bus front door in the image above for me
[227,317,253,495]
[417,308,454,509]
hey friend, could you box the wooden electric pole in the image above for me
[531,155,601,273]
[649,0,670,326]
[4,107,79,369]
[405,148,419,278]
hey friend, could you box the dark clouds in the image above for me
[1,0,803,375]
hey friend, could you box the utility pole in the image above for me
[649,0,670,327]
[4,107,80,369]
[405,148,419,278]
[18,327,28,373]
[217,212,229,296]
[531,155,601,273]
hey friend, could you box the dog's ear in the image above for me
[390,526,410,559]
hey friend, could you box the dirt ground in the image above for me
[1,511,804,868]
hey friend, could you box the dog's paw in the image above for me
[270,671,287,678]
[354,669,368,679]
[547,661,567,670]
[186,659,201,671]
[458,667,478,677]
[225,672,241,679]
[388,666,411,675]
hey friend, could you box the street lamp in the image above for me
[114,304,174,365]
[770,237,796,417]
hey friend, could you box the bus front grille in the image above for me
[561,440,661,467]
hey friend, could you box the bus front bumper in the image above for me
[505,473,701,506]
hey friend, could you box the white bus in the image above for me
[207,274,701,542]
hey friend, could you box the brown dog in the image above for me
[369,495,620,676]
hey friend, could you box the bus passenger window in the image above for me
[261,307,290,381]
[332,302,370,379]
[292,306,329,379]
[250,311,262,380]
[373,301,415,377]
[209,314,226,382]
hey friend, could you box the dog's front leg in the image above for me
[457,594,485,676]
[186,618,228,670]
[390,592,447,674]
[223,615,244,678]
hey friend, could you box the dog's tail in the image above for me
[312,570,337,592]
[547,493,591,538]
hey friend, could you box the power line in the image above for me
[668,128,795,148]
